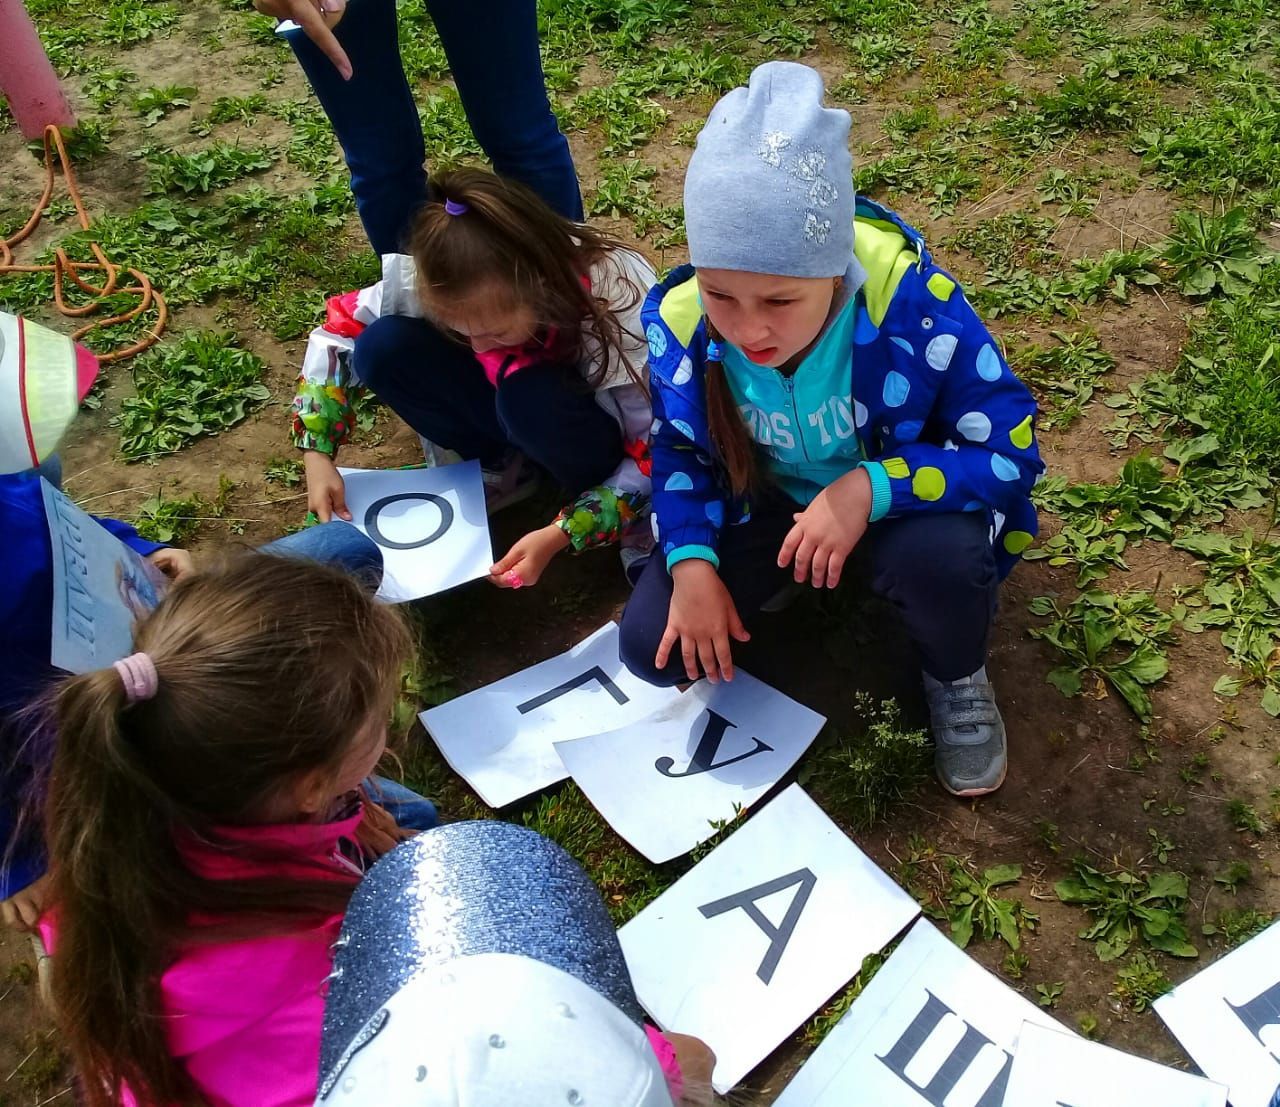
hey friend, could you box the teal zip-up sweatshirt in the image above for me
[721,288,863,506]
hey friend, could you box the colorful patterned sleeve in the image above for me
[290,334,364,456]
[553,485,649,551]
[552,381,654,552]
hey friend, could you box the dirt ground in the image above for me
[2,0,1278,1103]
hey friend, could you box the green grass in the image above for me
[115,331,270,460]
[1173,264,1280,467]
[6,1,1280,1079]
[800,695,931,831]
[131,490,209,544]
[145,141,277,195]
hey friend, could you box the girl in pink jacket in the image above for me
[38,553,431,1107]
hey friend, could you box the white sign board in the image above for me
[619,784,919,1093]
[419,623,681,808]
[776,917,1067,1107]
[1003,1021,1227,1107]
[555,672,825,862]
[337,463,491,603]
[1155,920,1280,1107]
[42,478,167,673]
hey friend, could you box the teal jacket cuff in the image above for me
[666,544,721,571]
[861,461,892,523]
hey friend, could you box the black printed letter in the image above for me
[877,991,1012,1107]
[516,666,629,715]
[655,710,773,778]
[364,493,453,550]
[698,868,815,984]
[1226,979,1280,1063]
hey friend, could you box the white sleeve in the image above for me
[586,248,657,392]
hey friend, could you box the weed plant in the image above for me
[115,331,269,459]
[801,694,930,831]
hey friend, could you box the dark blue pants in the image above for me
[619,492,1000,686]
[354,314,622,491]
[282,0,582,255]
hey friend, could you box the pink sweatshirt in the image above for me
[43,808,685,1106]
[42,808,364,1107]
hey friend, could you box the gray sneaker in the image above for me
[923,668,1007,797]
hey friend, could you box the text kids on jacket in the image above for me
[619,62,1044,798]
[292,168,657,588]
[37,554,437,1107]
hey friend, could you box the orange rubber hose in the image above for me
[0,124,167,363]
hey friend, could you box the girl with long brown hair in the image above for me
[291,167,657,590]
[37,552,434,1107]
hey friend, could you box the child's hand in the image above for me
[489,525,571,589]
[657,560,750,683]
[147,547,195,581]
[0,874,50,932]
[303,450,351,523]
[355,797,415,860]
[778,467,872,588]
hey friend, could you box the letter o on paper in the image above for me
[364,493,454,550]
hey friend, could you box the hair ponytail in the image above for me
[41,553,412,1107]
[47,667,192,1104]
[703,320,760,497]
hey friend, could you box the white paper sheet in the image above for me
[337,462,492,603]
[619,784,920,1093]
[419,623,682,808]
[555,671,826,862]
[776,917,1067,1107]
[1154,920,1280,1107]
[1003,1021,1227,1107]
[42,478,167,673]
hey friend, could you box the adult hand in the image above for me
[303,450,351,523]
[147,547,195,581]
[656,559,749,684]
[778,467,872,589]
[489,525,571,589]
[252,0,353,81]
[355,796,415,860]
[1,874,50,932]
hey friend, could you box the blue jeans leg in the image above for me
[366,775,439,832]
[282,0,427,255]
[283,0,580,256]
[426,0,582,221]
[259,520,385,592]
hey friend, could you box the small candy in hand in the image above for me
[504,570,525,589]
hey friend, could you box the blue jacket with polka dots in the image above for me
[644,197,1043,580]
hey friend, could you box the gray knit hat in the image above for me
[684,62,854,278]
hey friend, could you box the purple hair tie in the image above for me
[114,652,159,705]
[443,199,469,216]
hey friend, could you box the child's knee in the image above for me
[495,371,621,489]
[618,605,681,688]
[352,315,429,390]
[875,512,995,592]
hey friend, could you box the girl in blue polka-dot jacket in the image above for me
[618,62,1044,798]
